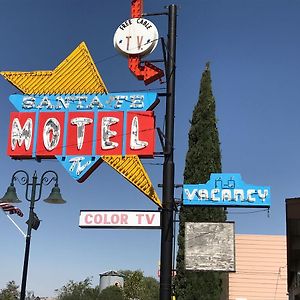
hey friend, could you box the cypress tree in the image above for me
[174,63,227,300]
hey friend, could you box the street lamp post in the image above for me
[0,170,65,300]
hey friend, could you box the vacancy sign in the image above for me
[79,210,161,229]
[183,173,270,208]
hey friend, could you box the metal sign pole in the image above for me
[160,4,177,300]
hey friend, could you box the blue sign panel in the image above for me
[9,92,159,112]
[183,173,270,208]
[8,92,158,182]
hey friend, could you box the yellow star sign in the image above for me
[1,42,162,207]
[1,42,107,95]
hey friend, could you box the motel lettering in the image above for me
[8,111,155,158]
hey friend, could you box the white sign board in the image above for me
[185,222,235,272]
[113,18,159,56]
[79,210,161,228]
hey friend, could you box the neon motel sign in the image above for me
[8,93,157,174]
[183,173,271,208]
[1,42,161,207]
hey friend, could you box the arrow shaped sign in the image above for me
[113,0,164,85]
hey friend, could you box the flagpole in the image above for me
[5,214,26,238]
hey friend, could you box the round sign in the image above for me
[113,18,159,57]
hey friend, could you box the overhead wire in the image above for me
[227,208,269,215]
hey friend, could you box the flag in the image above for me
[0,202,23,217]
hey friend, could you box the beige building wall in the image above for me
[229,234,288,300]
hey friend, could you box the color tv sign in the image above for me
[79,210,161,229]
[1,42,162,207]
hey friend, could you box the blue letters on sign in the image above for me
[9,92,159,112]
[183,173,271,208]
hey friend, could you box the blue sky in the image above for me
[0,0,299,297]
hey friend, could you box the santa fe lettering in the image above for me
[21,95,145,111]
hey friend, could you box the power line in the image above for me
[228,208,269,215]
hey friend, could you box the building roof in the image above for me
[99,270,125,277]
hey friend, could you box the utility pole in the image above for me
[160,4,177,300]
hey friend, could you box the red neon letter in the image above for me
[7,112,36,158]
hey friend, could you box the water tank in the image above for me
[99,270,125,291]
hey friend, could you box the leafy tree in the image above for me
[174,63,227,299]
[0,281,37,300]
[139,276,159,300]
[56,277,100,300]
[99,286,124,300]
[55,271,158,300]
[120,270,159,300]
[121,270,143,300]
[0,281,19,300]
